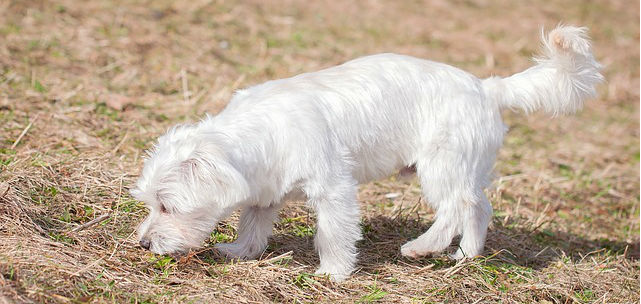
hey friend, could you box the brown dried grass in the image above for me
[0,0,638,303]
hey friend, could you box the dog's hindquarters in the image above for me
[401,26,602,260]
[401,89,503,259]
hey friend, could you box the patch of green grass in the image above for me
[55,4,66,13]
[358,282,388,303]
[0,23,20,35]
[149,255,176,278]
[57,205,96,225]
[33,80,46,93]
[384,276,398,284]
[533,229,557,245]
[154,113,169,122]
[30,158,49,167]
[88,273,118,300]
[48,231,75,244]
[574,288,595,303]
[133,137,153,150]
[425,286,450,296]
[205,264,229,277]
[292,31,306,48]
[266,36,284,49]
[291,224,315,237]
[503,264,534,283]
[211,231,233,243]
[27,185,60,206]
[114,198,144,214]
[1,264,16,281]
[472,260,534,292]
[0,107,15,124]
[59,208,72,223]
[292,272,320,290]
[95,127,116,140]
[556,163,573,178]
[0,148,15,167]
[95,103,121,121]
[475,264,503,290]
[361,222,374,235]
[426,258,456,270]
[280,216,315,237]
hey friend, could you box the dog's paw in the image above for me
[448,247,481,260]
[315,268,350,282]
[400,240,441,258]
[448,249,466,260]
[214,242,262,260]
[401,240,427,258]
[214,243,244,259]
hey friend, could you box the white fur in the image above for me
[132,26,602,281]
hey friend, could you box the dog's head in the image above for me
[131,124,250,255]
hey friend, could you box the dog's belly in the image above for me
[349,144,415,183]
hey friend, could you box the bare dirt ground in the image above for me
[0,0,638,303]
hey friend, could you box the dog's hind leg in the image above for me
[450,191,492,259]
[400,195,462,258]
[215,204,281,259]
[305,173,362,282]
[401,151,491,259]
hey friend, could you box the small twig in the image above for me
[443,257,470,277]
[111,131,129,155]
[258,251,293,265]
[72,257,105,276]
[391,180,416,220]
[96,60,123,74]
[0,183,9,199]
[230,73,246,91]
[410,263,435,275]
[532,246,549,259]
[391,198,404,220]
[527,219,549,236]
[57,84,83,102]
[404,197,422,222]
[109,230,136,260]
[71,213,111,232]
[11,113,39,149]
[533,202,550,226]
[191,88,210,106]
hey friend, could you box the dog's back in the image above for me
[216,53,495,183]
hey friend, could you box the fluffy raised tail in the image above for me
[482,25,603,115]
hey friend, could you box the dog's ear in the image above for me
[179,150,250,209]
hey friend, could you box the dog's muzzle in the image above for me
[139,238,151,250]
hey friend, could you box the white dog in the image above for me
[132,26,602,281]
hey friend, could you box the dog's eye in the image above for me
[159,204,169,214]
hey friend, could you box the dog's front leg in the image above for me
[307,178,362,282]
[215,204,280,260]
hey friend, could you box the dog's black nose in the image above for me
[139,238,151,250]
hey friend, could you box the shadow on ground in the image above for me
[199,215,639,272]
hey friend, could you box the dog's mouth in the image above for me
[146,243,189,257]
[140,234,190,257]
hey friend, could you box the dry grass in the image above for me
[0,0,638,303]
